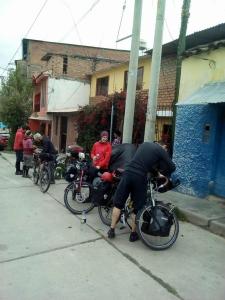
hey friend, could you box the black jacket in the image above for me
[126,142,176,177]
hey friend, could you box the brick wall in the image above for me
[24,39,130,79]
[89,54,176,107]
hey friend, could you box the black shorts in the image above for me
[113,171,147,214]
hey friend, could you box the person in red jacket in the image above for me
[89,131,112,182]
[13,125,27,175]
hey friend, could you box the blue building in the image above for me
[173,24,225,199]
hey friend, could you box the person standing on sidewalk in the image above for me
[22,130,34,178]
[33,132,57,184]
[107,141,176,242]
[89,131,112,182]
[13,125,27,175]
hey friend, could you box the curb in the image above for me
[178,207,225,238]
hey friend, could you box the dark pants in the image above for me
[15,150,23,172]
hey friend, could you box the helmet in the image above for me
[64,165,77,182]
[101,172,113,182]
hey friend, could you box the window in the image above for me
[96,76,109,96]
[63,56,68,74]
[124,67,144,91]
[34,93,40,112]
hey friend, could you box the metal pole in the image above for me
[144,0,166,142]
[122,0,143,143]
[171,0,191,150]
[109,101,114,143]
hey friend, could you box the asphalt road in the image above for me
[0,153,225,300]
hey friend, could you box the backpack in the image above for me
[91,177,111,205]
[141,206,173,237]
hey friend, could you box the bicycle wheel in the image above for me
[64,181,95,215]
[136,203,179,250]
[32,165,39,185]
[98,201,114,226]
[39,166,51,193]
[98,198,133,228]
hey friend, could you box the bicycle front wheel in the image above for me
[39,166,51,193]
[136,203,179,250]
[98,202,114,226]
[32,165,39,185]
[64,182,95,215]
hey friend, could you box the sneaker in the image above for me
[107,228,115,239]
[129,232,139,242]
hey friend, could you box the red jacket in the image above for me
[13,128,24,151]
[91,141,112,169]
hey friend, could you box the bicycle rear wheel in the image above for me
[39,166,51,193]
[64,182,95,215]
[136,203,179,250]
[32,165,39,185]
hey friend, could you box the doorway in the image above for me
[214,106,225,198]
[60,116,67,153]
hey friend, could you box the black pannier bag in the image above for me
[91,177,111,205]
[141,207,173,237]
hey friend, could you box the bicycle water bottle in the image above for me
[81,210,87,224]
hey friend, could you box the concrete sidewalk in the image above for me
[1,151,225,238]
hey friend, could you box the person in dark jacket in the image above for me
[107,142,176,242]
[33,132,57,183]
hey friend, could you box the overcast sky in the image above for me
[0,0,225,77]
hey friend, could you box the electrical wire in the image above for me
[0,0,49,76]
[59,0,101,44]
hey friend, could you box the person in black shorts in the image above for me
[107,141,176,242]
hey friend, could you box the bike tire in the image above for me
[136,203,179,250]
[32,165,39,185]
[98,198,133,228]
[98,202,114,226]
[39,166,51,193]
[64,182,95,215]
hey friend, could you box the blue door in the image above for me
[214,108,225,198]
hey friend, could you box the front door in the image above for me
[60,116,67,153]
[214,107,225,198]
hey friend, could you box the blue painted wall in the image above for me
[173,104,218,197]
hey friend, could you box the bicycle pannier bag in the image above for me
[141,207,172,237]
[91,177,111,205]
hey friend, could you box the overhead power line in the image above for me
[0,0,49,76]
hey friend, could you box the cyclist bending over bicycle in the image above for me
[107,141,176,242]
[33,132,58,184]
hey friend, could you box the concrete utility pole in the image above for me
[122,0,143,143]
[171,0,191,149]
[144,0,166,142]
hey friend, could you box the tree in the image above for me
[0,67,33,148]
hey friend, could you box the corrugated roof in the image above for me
[178,81,225,105]
[146,23,225,56]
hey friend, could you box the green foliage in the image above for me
[76,91,147,151]
[0,67,33,137]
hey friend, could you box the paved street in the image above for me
[0,153,225,300]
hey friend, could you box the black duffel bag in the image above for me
[91,177,111,205]
[141,206,173,237]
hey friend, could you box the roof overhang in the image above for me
[47,108,79,113]
[29,114,53,121]
[178,82,225,105]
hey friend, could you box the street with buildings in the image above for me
[0,152,225,300]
